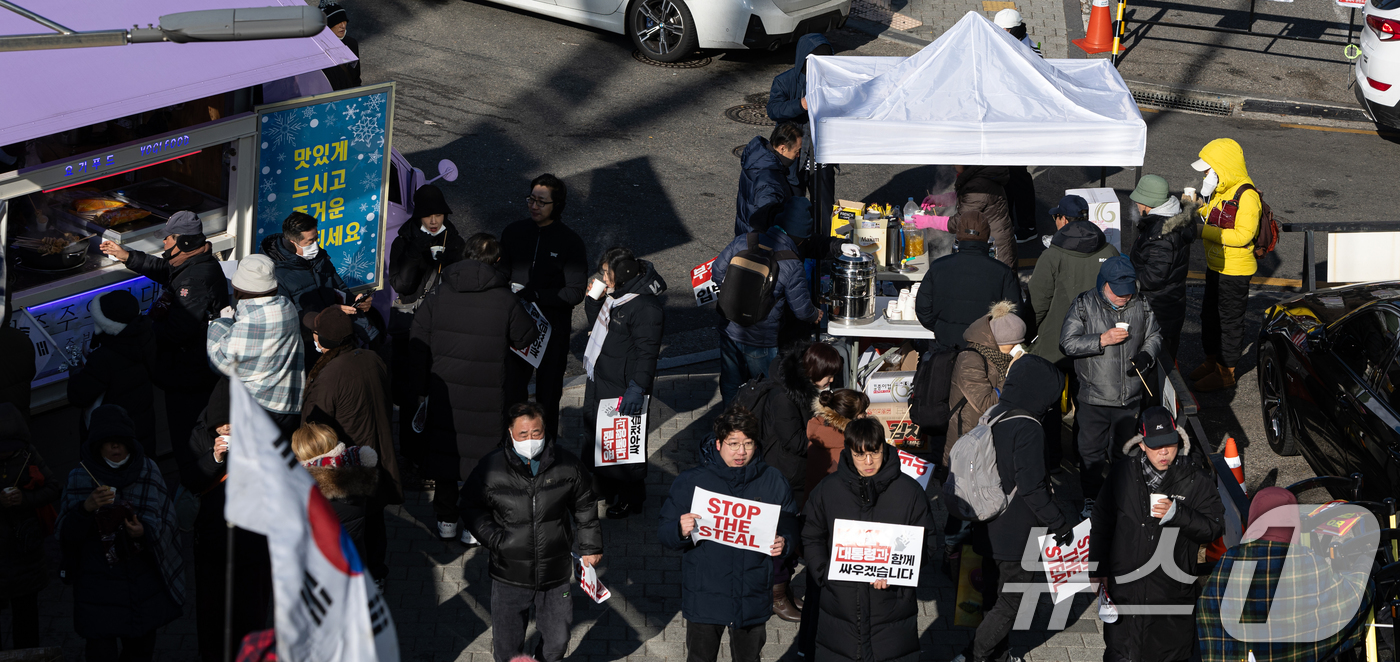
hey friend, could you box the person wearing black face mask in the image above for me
[734,122,802,235]
[100,210,229,455]
[1059,256,1162,518]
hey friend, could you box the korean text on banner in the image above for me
[573,553,611,604]
[594,396,648,466]
[1037,518,1094,604]
[897,450,932,489]
[224,379,399,662]
[827,518,925,587]
[691,258,720,307]
[255,86,393,290]
[510,303,552,369]
[687,486,781,553]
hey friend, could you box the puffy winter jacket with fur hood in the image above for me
[806,395,854,496]
[1129,198,1198,360]
[303,443,380,559]
[945,301,1018,463]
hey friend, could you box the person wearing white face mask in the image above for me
[261,211,375,374]
[460,402,603,662]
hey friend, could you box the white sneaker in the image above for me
[437,521,458,540]
[1081,499,1095,520]
[460,528,477,546]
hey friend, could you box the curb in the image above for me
[845,16,932,48]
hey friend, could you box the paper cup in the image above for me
[3,487,17,496]
[1115,322,1130,330]
[1182,186,1197,201]
[1149,493,1168,516]
[588,280,607,299]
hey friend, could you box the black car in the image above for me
[1257,282,1400,501]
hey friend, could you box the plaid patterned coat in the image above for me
[1197,539,1371,662]
[207,295,305,414]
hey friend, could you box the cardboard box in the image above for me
[867,402,920,445]
[865,370,916,403]
[1065,187,1122,251]
[831,199,866,236]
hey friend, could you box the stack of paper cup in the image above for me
[886,300,901,321]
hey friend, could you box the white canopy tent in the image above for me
[806,11,1147,167]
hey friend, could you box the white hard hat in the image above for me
[994,8,1023,28]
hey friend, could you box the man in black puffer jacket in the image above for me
[971,355,1076,662]
[100,210,229,454]
[658,406,799,662]
[1127,176,1197,362]
[583,248,666,519]
[802,422,937,662]
[461,402,602,662]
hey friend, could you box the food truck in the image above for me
[0,1,436,408]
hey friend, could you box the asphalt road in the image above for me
[334,0,1400,491]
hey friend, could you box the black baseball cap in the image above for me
[1050,195,1089,219]
[1139,406,1178,448]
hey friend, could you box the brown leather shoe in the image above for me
[1189,355,1220,382]
[773,582,802,622]
[1194,365,1236,393]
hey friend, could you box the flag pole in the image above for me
[224,522,235,662]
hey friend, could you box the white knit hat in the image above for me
[232,254,278,294]
[994,8,1022,28]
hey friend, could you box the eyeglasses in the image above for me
[525,196,554,208]
[852,451,881,463]
[722,441,756,452]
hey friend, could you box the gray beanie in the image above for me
[164,210,203,237]
[987,300,1026,345]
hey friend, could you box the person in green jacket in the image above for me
[1026,195,1120,471]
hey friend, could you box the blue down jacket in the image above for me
[712,227,819,348]
[734,136,793,236]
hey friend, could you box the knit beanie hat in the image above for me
[986,301,1026,345]
[88,404,136,450]
[413,184,452,219]
[1129,175,1171,208]
[322,2,348,27]
[92,290,139,336]
[232,254,279,295]
[164,210,203,237]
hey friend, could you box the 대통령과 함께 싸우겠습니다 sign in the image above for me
[827,518,925,587]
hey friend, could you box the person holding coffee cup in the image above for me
[1060,256,1163,517]
[1087,406,1223,662]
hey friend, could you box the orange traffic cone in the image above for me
[1073,0,1115,54]
[1223,436,1246,495]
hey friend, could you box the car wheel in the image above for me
[1259,342,1300,456]
[628,0,698,63]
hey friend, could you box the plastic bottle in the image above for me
[903,197,919,223]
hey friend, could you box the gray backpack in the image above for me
[942,408,1038,522]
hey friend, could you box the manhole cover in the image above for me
[745,92,771,105]
[732,145,746,158]
[631,50,713,68]
[724,104,775,126]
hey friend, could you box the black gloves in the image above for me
[1052,522,1076,547]
[619,381,647,416]
[1128,351,1153,374]
[516,285,539,302]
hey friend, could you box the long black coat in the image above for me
[124,245,229,389]
[0,444,58,599]
[460,439,602,590]
[756,345,823,500]
[657,441,799,628]
[1091,429,1223,662]
[802,445,937,662]
[1129,206,1197,361]
[914,240,1025,352]
[411,260,539,481]
[0,326,35,422]
[66,317,158,455]
[387,218,465,308]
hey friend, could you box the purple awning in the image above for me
[0,0,356,147]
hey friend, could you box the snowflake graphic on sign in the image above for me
[343,104,359,121]
[367,151,382,165]
[364,93,385,114]
[339,243,373,282]
[260,178,275,195]
[348,113,380,148]
[360,172,381,193]
[300,106,316,120]
[265,113,300,148]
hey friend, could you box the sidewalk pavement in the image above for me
[847,0,1075,58]
[26,370,1106,662]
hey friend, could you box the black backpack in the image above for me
[717,233,799,327]
[908,346,974,437]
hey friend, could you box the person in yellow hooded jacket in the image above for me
[1189,138,1259,392]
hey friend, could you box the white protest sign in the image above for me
[1037,518,1094,604]
[594,396,648,466]
[688,486,781,554]
[691,258,720,307]
[897,450,932,490]
[510,302,552,369]
[573,554,611,604]
[827,519,924,587]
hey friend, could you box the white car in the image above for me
[477,0,851,62]
[1356,0,1400,129]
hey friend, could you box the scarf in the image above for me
[970,342,1012,381]
[167,241,210,268]
[1140,453,1166,492]
[583,293,639,380]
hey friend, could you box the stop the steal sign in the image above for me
[688,486,780,553]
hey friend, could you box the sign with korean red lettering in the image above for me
[897,450,932,490]
[510,303,552,369]
[827,519,924,587]
[255,84,395,290]
[593,397,648,466]
[691,258,720,307]
[573,554,611,604]
[1038,518,1093,603]
[687,487,781,553]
